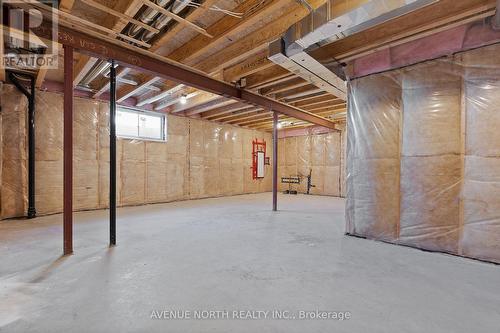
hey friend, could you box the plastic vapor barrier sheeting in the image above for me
[347,43,500,264]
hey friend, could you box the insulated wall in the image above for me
[347,43,500,264]
[278,130,344,197]
[0,88,272,219]
[0,84,28,219]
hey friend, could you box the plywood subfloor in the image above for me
[1,194,499,332]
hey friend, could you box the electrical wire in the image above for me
[174,0,243,18]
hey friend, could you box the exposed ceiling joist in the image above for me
[223,49,274,83]
[184,98,237,117]
[59,0,75,12]
[138,0,212,37]
[201,103,254,119]
[73,0,144,87]
[116,0,297,102]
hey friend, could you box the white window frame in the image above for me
[116,107,167,142]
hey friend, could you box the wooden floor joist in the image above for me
[28,20,334,126]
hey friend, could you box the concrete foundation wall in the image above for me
[0,88,273,218]
[347,43,500,264]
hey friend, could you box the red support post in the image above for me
[63,45,73,255]
[272,111,278,211]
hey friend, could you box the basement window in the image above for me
[116,107,166,142]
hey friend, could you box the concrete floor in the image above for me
[0,193,499,333]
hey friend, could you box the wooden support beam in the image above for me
[81,0,160,34]
[117,76,162,103]
[285,91,327,103]
[138,0,212,37]
[223,49,274,83]
[195,0,326,74]
[73,0,143,86]
[117,0,293,101]
[275,84,322,100]
[245,66,291,89]
[73,57,98,86]
[93,67,131,98]
[202,103,252,119]
[225,110,268,124]
[149,0,219,52]
[238,115,274,127]
[27,17,336,128]
[303,101,346,112]
[59,0,75,12]
[156,0,289,61]
[292,95,340,108]
[184,98,237,116]
[259,77,308,95]
[168,92,218,113]
[26,1,151,47]
[35,67,48,88]
[211,107,261,122]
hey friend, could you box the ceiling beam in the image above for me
[275,85,322,100]
[27,3,336,129]
[138,0,212,37]
[226,110,269,124]
[35,67,48,88]
[292,95,340,108]
[259,77,308,95]
[117,0,293,101]
[117,76,162,103]
[81,0,160,34]
[195,0,327,74]
[223,49,274,83]
[148,0,219,53]
[93,68,132,98]
[212,107,262,122]
[245,65,291,89]
[168,92,218,113]
[73,0,144,87]
[158,0,290,63]
[201,103,252,119]
[302,101,346,112]
[184,98,237,116]
[59,0,75,12]
[284,91,328,103]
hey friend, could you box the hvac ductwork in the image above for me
[269,0,440,101]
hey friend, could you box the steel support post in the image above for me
[63,45,74,255]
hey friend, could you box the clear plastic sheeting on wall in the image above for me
[279,131,344,197]
[346,42,500,264]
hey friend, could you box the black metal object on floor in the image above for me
[281,176,300,195]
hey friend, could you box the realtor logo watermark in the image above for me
[0,0,59,70]
[151,309,352,321]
